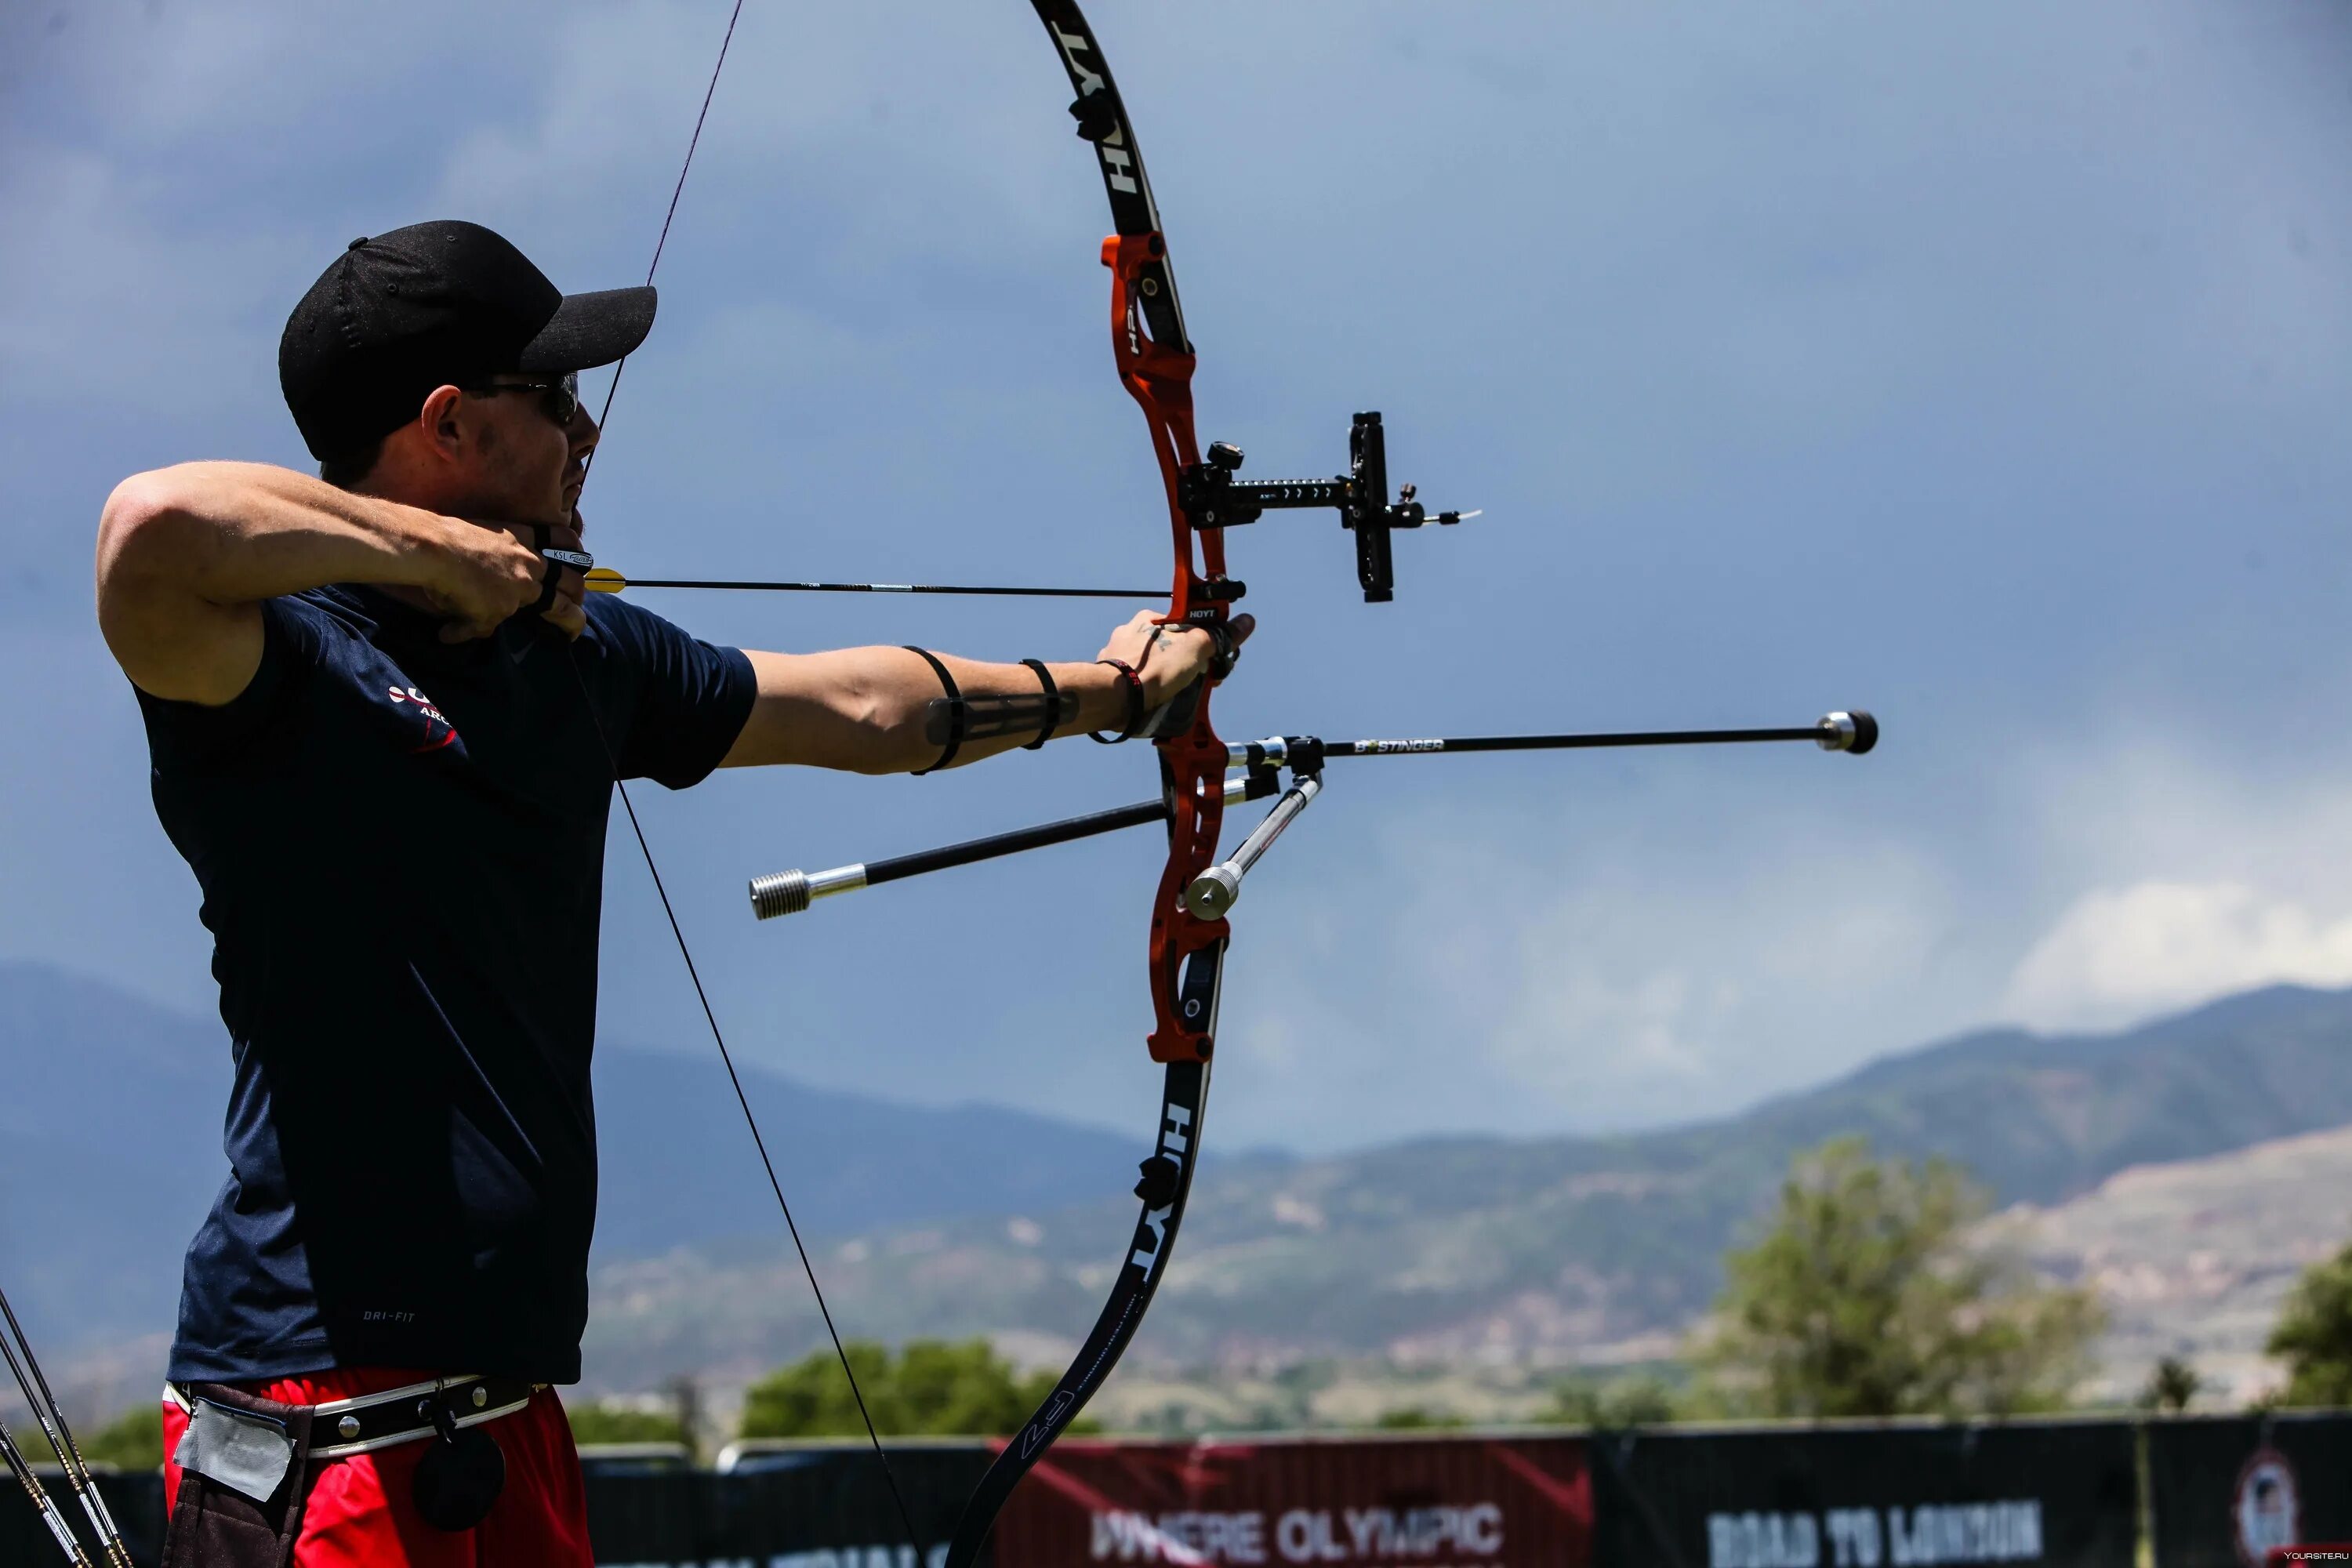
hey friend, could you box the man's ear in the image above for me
[418,383,470,463]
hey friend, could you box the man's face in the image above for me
[454,373,597,528]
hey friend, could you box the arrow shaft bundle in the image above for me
[0,1284,131,1567]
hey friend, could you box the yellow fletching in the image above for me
[585,568,627,593]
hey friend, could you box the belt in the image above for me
[167,1374,543,1459]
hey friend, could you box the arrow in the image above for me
[583,567,1160,601]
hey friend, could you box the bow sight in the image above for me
[576,410,1472,608]
[1178,413,1476,603]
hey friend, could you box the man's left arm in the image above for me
[722,612,1251,774]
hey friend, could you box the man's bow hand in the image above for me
[1098,610,1255,710]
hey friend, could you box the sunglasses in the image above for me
[466,372,582,428]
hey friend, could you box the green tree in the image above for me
[2267,1240,2352,1406]
[1544,1374,1685,1429]
[1370,1407,1468,1430]
[1693,1137,2103,1419]
[568,1403,689,1446]
[739,1339,1091,1439]
[2138,1355,2200,1414]
[10,1404,163,1470]
[82,1405,163,1470]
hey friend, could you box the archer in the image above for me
[89,219,1248,1566]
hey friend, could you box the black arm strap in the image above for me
[916,661,1077,762]
[1020,659,1060,750]
[905,647,964,775]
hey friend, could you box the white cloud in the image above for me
[1981,724,2352,1035]
[2004,880,2352,1033]
[1200,775,1967,1150]
[1470,829,1953,1123]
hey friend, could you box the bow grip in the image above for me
[1132,622,1237,740]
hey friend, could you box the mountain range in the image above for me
[575,980,2352,1394]
[5,959,2350,1412]
[0,960,1160,1358]
[2008,1122,2352,1405]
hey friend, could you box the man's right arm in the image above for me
[96,462,546,706]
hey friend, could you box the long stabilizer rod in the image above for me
[1228,711,1878,769]
[0,1285,130,1568]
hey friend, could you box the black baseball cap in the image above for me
[279,220,656,460]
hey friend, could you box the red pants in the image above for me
[162,1370,593,1567]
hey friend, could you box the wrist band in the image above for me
[1090,659,1146,744]
[1020,659,1061,750]
[905,647,964,774]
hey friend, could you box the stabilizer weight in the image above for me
[750,870,812,919]
[1816,711,1878,754]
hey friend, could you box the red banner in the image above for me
[992,1433,1593,1568]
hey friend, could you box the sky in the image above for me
[3,0,2351,1156]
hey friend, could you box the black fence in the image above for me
[587,1443,990,1566]
[0,1468,169,1567]
[9,1412,2352,1566]
[2147,1412,2352,1567]
[1592,1418,2140,1568]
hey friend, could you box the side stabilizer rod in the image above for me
[1182,774,1321,920]
[750,775,1270,920]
